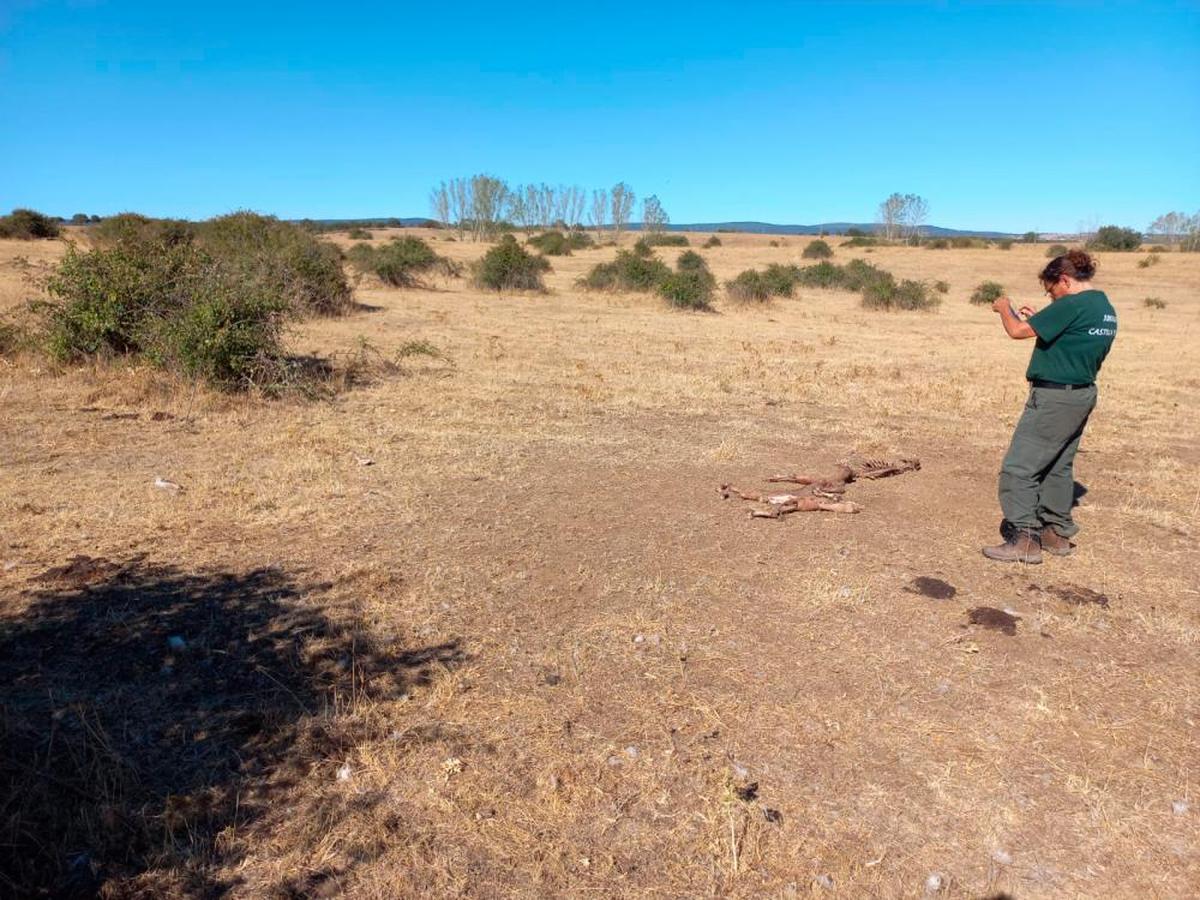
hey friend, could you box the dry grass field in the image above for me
[1,228,1197,898]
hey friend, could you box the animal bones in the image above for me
[721,457,920,518]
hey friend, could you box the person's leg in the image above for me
[997,391,1064,533]
[1038,422,1088,539]
[989,387,1094,563]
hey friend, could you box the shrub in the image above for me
[676,251,716,284]
[195,212,352,316]
[579,249,670,292]
[934,279,950,294]
[1143,297,1166,309]
[1022,231,1039,243]
[90,212,193,250]
[725,269,772,303]
[527,231,572,255]
[1088,225,1141,251]
[1148,244,1169,253]
[565,231,594,251]
[970,280,1005,305]
[840,258,893,292]
[1045,243,1070,258]
[794,261,845,289]
[762,263,801,296]
[801,239,833,260]
[0,208,62,240]
[702,235,722,248]
[42,241,289,388]
[349,236,458,287]
[842,236,878,248]
[768,239,782,248]
[950,237,975,249]
[1137,253,1160,269]
[996,240,1014,250]
[863,278,938,311]
[632,238,653,257]
[924,239,950,249]
[472,234,550,291]
[347,227,373,240]
[659,270,714,310]
[640,232,689,247]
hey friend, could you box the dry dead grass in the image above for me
[1,229,1197,897]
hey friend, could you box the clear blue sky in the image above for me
[2,0,1197,232]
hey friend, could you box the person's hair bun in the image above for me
[1064,249,1096,280]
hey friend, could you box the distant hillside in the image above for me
[284,217,1020,239]
[649,221,1019,239]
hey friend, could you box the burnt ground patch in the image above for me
[1,559,464,897]
[966,606,1020,635]
[905,576,956,600]
[1048,584,1110,608]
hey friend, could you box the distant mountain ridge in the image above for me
[652,221,1019,239]
[302,217,1021,239]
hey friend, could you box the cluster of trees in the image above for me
[428,176,662,242]
[877,192,929,242]
[1148,210,1200,250]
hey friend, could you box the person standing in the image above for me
[983,249,1117,564]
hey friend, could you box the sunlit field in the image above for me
[1,229,1196,897]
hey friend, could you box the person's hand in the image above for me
[992,296,1010,313]
[1018,305,1036,320]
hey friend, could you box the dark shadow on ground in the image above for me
[0,557,463,897]
[1072,480,1088,507]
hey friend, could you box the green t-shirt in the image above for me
[1026,289,1117,384]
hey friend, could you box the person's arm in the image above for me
[992,296,1036,339]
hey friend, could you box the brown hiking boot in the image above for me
[1040,528,1076,556]
[982,530,1042,564]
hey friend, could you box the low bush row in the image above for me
[346,236,461,287]
[38,212,352,390]
[0,208,61,240]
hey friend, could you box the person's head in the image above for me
[1039,249,1096,299]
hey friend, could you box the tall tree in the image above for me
[900,194,929,243]
[1149,211,1188,244]
[611,183,635,241]
[469,174,509,241]
[589,188,608,241]
[877,192,906,242]
[642,195,669,235]
[429,183,450,230]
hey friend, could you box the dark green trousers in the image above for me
[998,385,1097,537]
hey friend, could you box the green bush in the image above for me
[762,263,801,296]
[640,232,689,247]
[1143,297,1166,309]
[842,236,878,248]
[970,280,1005,305]
[91,212,193,250]
[863,278,938,311]
[659,270,714,310]
[1022,231,1039,243]
[349,236,458,287]
[472,234,550,291]
[725,270,772,303]
[840,258,893,292]
[996,240,1014,250]
[924,239,950,249]
[702,235,722,248]
[1045,243,1070,258]
[801,239,833,260]
[675,251,716,286]
[1137,253,1160,269]
[527,231,572,255]
[794,261,846,289]
[566,231,594,251]
[934,280,950,294]
[42,241,288,388]
[950,237,975,249]
[0,208,62,240]
[194,212,352,316]
[579,249,670,292]
[1088,225,1141,252]
[347,227,373,240]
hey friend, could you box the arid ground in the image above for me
[1,230,1196,898]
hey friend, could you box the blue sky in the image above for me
[1,0,1197,232]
